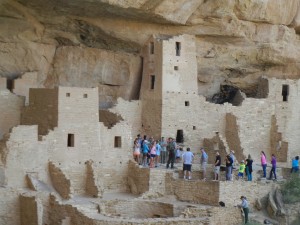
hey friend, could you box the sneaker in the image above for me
[188,177,191,180]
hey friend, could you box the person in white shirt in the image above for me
[182,147,194,180]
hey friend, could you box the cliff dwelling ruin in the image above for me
[1,1,300,224]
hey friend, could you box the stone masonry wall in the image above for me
[0,89,24,140]
[109,98,142,138]
[219,181,278,207]
[173,180,219,205]
[268,78,300,164]
[48,161,72,199]
[86,161,101,197]
[20,193,42,225]
[0,187,20,225]
[13,72,38,105]
[161,35,198,93]
[5,126,49,188]
[140,36,163,139]
[225,113,244,162]
[128,160,149,194]
[21,88,58,136]
[270,115,288,162]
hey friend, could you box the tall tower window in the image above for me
[114,136,122,148]
[176,42,181,56]
[282,84,289,102]
[150,75,155,90]
[68,134,74,147]
[150,42,154,54]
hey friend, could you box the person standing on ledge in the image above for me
[269,154,277,180]
[200,148,208,180]
[261,151,267,178]
[160,137,167,164]
[225,154,233,181]
[238,196,249,224]
[214,152,221,181]
[166,138,176,169]
[182,147,194,180]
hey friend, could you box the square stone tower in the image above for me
[140,34,198,139]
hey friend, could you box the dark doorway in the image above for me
[6,79,14,92]
[176,130,184,143]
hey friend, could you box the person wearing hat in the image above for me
[238,196,249,224]
[238,160,246,180]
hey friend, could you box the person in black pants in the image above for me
[166,138,176,169]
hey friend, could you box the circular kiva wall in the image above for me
[99,200,174,218]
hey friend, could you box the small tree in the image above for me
[281,174,300,204]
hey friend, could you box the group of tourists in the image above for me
[132,135,300,182]
[133,135,182,168]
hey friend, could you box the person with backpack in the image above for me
[200,148,208,180]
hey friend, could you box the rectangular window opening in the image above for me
[67,134,74,147]
[114,136,122,148]
[175,42,181,56]
[150,75,155,90]
[185,101,190,106]
[66,93,70,97]
[193,126,196,130]
[174,66,179,71]
[282,84,289,102]
[6,79,14,92]
[83,94,88,98]
[176,130,184,143]
[150,42,154,54]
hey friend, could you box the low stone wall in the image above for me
[219,181,278,207]
[127,160,149,194]
[99,200,174,219]
[173,180,219,205]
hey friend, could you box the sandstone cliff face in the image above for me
[1,0,300,102]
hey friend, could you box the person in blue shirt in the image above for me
[291,156,299,173]
[200,148,208,180]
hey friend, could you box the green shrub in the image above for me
[290,213,300,225]
[281,174,300,204]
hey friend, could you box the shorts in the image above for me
[183,164,192,172]
[238,172,244,177]
[214,166,220,174]
[176,156,180,159]
[150,154,156,158]
[201,162,207,171]
[133,151,140,156]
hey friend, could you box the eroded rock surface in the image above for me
[1,0,300,102]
